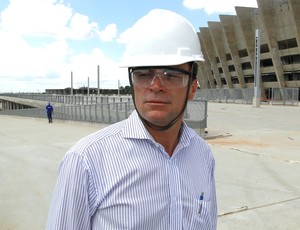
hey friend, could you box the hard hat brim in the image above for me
[120,54,204,68]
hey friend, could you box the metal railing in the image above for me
[0,93,132,105]
[197,88,299,106]
[0,95,208,135]
[3,87,298,107]
[270,88,299,106]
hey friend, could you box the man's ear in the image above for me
[188,79,198,100]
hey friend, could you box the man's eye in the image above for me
[134,71,148,76]
[165,72,181,79]
[138,72,152,78]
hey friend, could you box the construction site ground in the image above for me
[0,102,299,229]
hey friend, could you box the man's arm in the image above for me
[46,153,92,230]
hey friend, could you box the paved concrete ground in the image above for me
[205,103,300,230]
[0,102,299,229]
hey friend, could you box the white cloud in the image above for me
[183,0,258,15]
[116,27,132,44]
[0,0,127,92]
[97,23,117,42]
[0,0,73,37]
[68,13,99,40]
[0,0,106,41]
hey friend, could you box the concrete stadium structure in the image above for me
[197,0,300,98]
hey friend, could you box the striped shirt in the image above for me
[46,110,217,230]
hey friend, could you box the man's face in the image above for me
[132,63,197,127]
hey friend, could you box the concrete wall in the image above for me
[198,0,300,90]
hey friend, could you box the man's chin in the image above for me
[142,114,173,127]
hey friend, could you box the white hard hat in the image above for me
[120,9,204,68]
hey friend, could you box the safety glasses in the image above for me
[129,66,192,89]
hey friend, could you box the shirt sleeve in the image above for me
[46,152,93,230]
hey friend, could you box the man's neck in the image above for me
[146,121,183,157]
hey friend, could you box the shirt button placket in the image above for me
[168,158,182,230]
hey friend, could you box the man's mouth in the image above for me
[145,100,169,104]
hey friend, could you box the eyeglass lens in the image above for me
[131,68,190,88]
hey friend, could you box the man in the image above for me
[46,9,217,229]
[46,102,53,123]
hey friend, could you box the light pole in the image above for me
[253,29,261,108]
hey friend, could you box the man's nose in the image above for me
[150,74,164,88]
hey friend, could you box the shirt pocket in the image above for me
[189,199,213,230]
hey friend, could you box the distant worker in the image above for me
[46,102,53,123]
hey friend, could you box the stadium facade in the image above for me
[197,0,300,99]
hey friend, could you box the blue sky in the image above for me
[0,0,257,93]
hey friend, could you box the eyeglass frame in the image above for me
[129,66,194,89]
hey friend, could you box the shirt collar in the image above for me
[123,110,197,147]
[123,110,153,140]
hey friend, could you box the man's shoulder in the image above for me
[67,112,140,158]
[76,120,127,148]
